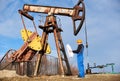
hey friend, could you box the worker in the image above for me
[72,39,85,78]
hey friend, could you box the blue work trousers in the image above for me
[77,53,85,77]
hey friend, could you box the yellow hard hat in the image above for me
[76,39,82,43]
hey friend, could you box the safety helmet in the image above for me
[76,39,82,43]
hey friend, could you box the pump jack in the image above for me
[0,0,85,76]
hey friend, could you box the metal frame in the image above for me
[34,15,72,76]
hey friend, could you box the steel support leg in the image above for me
[53,27,65,75]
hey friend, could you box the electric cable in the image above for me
[84,14,90,71]
[84,18,88,57]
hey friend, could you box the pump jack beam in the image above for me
[22,0,85,36]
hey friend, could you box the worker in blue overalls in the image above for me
[72,39,85,78]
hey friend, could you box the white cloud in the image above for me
[0,17,21,38]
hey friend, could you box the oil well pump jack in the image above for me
[0,0,85,76]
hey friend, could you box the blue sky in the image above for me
[0,0,120,73]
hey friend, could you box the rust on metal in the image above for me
[23,4,74,16]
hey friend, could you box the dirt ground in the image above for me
[0,70,120,81]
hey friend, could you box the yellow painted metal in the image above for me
[20,29,51,54]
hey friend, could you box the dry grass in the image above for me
[0,73,120,81]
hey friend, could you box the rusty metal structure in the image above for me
[0,53,59,76]
[0,0,85,76]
